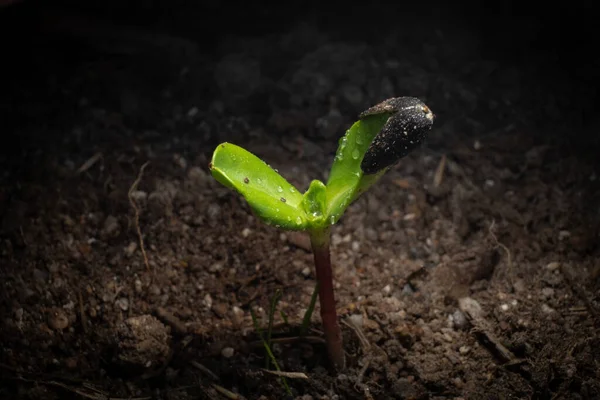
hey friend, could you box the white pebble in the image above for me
[348,314,363,328]
[203,294,213,309]
[221,347,235,358]
[500,303,510,312]
[242,228,252,237]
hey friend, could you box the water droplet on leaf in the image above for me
[351,149,360,160]
[295,217,302,225]
[277,186,283,193]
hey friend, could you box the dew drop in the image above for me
[356,136,364,145]
[277,186,283,193]
[289,187,296,193]
[287,216,291,221]
[257,178,262,184]
[351,149,360,160]
[330,215,336,225]
[295,216,302,225]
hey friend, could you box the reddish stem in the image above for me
[309,228,345,371]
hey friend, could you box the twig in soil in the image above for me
[260,369,308,379]
[212,383,246,400]
[250,308,292,396]
[343,318,372,388]
[11,376,151,400]
[128,161,151,273]
[488,220,513,284]
[458,297,517,363]
[77,152,103,174]
[190,360,220,381]
[433,154,446,187]
[156,306,188,334]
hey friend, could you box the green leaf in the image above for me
[325,113,390,222]
[302,179,328,227]
[210,143,307,230]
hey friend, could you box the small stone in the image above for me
[124,242,138,257]
[116,297,129,311]
[187,107,199,117]
[130,190,148,203]
[331,233,343,246]
[541,304,555,313]
[206,204,221,220]
[212,303,228,319]
[459,346,471,355]
[203,294,213,309]
[301,267,311,277]
[546,261,560,271]
[209,262,223,273]
[351,241,360,252]
[48,308,69,330]
[242,228,252,237]
[348,314,363,328]
[541,287,555,298]
[500,303,510,312]
[458,297,483,319]
[102,215,120,236]
[221,347,235,358]
[134,279,143,293]
[383,284,392,294]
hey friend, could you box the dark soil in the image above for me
[1,3,599,400]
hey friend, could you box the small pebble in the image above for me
[242,228,252,237]
[459,346,471,355]
[383,284,392,294]
[546,261,560,271]
[116,297,129,311]
[541,304,555,313]
[48,308,69,330]
[221,347,235,358]
[500,303,510,312]
[348,314,363,328]
[542,287,555,298]
[134,279,143,293]
[124,242,138,257]
[203,294,213,309]
[301,267,311,277]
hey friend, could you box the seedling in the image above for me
[209,97,434,371]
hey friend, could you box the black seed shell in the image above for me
[360,97,434,174]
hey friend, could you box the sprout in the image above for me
[209,97,434,371]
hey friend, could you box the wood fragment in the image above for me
[212,384,245,400]
[77,152,103,174]
[433,154,446,187]
[128,162,151,273]
[458,297,518,363]
[260,369,308,379]
[190,361,219,381]
[156,307,188,334]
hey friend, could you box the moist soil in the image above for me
[1,6,599,400]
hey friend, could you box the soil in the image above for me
[1,4,600,400]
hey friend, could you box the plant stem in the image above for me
[308,226,345,371]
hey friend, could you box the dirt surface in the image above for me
[1,6,600,400]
